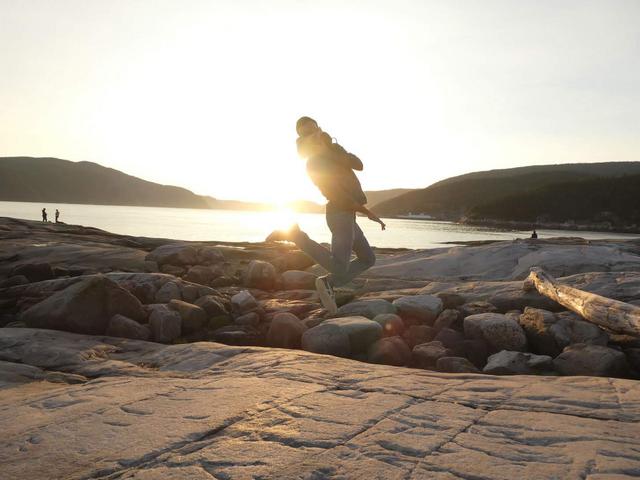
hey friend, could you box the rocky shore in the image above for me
[1,216,640,478]
[462,217,640,235]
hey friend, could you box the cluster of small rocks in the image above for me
[295,295,637,379]
[1,242,639,380]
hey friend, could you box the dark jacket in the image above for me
[306,143,367,213]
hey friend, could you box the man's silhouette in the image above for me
[267,116,385,313]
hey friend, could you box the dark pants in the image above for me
[292,211,376,287]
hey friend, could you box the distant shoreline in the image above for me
[462,218,640,235]
[384,214,640,236]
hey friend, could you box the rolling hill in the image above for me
[373,162,640,223]
[0,157,215,209]
[0,157,411,212]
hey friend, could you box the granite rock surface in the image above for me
[1,328,639,480]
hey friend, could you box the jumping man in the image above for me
[267,116,386,313]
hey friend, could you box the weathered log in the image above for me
[523,267,640,336]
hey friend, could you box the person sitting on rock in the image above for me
[266,116,385,314]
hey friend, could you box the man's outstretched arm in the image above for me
[331,144,363,171]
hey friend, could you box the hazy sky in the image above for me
[1,0,639,204]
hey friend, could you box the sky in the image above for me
[1,0,639,204]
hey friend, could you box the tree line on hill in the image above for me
[372,162,640,230]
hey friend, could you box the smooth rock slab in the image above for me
[0,328,639,480]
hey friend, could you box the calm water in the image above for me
[2,201,638,249]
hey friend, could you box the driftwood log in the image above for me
[524,267,640,337]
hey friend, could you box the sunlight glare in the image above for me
[271,205,298,231]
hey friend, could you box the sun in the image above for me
[271,204,298,230]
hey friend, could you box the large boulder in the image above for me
[234,312,260,326]
[302,316,382,357]
[432,309,463,333]
[181,284,200,303]
[553,344,629,377]
[519,308,609,357]
[20,276,146,335]
[483,351,553,375]
[243,260,278,291]
[367,336,411,366]
[373,313,405,337]
[301,323,351,357]
[392,295,443,325]
[105,314,150,341]
[412,341,453,370]
[281,270,316,290]
[9,263,54,283]
[433,327,466,355]
[230,290,259,315]
[146,244,198,266]
[155,281,182,303]
[464,313,527,353]
[195,295,228,317]
[322,317,383,353]
[437,356,480,373]
[183,265,223,286]
[128,281,157,305]
[267,313,306,349]
[402,325,434,348]
[196,246,225,265]
[168,300,206,334]
[460,338,490,369]
[149,305,182,343]
[336,299,396,319]
[271,250,315,272]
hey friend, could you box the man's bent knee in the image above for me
[363,251,376,269]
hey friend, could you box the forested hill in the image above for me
[0,157,214,209]
[372,162,640,223]
[468,174,640,226]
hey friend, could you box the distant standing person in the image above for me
[41,208,47,222]
[267,116,386,314]
[55,209,60,223]
[531,229,538,239]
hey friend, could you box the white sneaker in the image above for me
[315,276,338,314]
